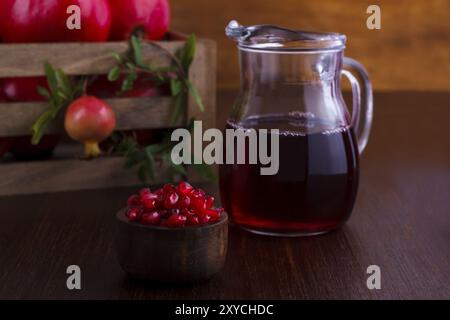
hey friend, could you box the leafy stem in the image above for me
[31,63,86,145]
[107,34,212,183]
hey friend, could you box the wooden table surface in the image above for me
[0,91,449,299]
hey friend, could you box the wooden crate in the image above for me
[0,33,216,196]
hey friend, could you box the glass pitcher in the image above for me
[219,21,373,236]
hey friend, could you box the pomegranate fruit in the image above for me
[64,96,116,157]
[0,0,112,43]
[125,182,224,228]
[1,77,61,159]
[108,0,170,41]
[3,77,48,102]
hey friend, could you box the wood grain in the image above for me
[0,91,448,299]
[0,150,213,196]
[0,42,175,77]
[0,156,160,196]
[171,0,450,91]
[188,39,217,130]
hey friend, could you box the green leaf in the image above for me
[44,62,59,94]
[144,149,156,180]
[131,35,144,67]
[56,91,68,100]
[153,66,178,74]
[125,62,136,69]
[111,52,123,63]
[170,162,187,176]
[121,72,137,93]
[170,93,185,125]
[146,144,165,154]
[36,86,50,100]
[55,69,72,96]
[185,80,204,112]
[170,78,182,96]
[73,77,88,97]
[108,66,121,82]
[191,163,217,182]
[178,34,196,73]
[31,110,53,145]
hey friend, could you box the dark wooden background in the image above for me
[171,0,450,91]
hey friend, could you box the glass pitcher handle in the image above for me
[342,57,374,154]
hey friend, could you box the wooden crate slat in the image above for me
[188,39,217,130]
[0,157,157,196]
[0,96,181,136]
[0,41,184,77]
[0,156,208,196]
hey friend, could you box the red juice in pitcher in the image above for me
[219,115,359,236]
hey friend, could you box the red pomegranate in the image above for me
[1,77,61,159]
[65,96,116,157]
[0,0,112,43]
[108,0,170,41]
[2,77,48,102]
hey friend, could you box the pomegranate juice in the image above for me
[219,115,359,235]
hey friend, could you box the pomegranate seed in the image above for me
[141,212,161,225]
[126,182,222,227]
[186,215,200,226]
[164,192,179,208]
[158,210,170,218]
[205,196,214,208]
[163,183,175,195]
[199,215,211,224]
[177,181,193,195]
[190,189,206,198]
[166,214,187,228]
[126,207,142,222]
[139,188,151,199]
[178,195,191,208]
[127,194,141,207]
[191,197,207,213]
[140,191,156,207]
[142,198,155,211]
[205,208,220,221]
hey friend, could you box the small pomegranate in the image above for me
[64,96,116,158]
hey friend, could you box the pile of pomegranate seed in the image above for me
[125,182,224,228]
